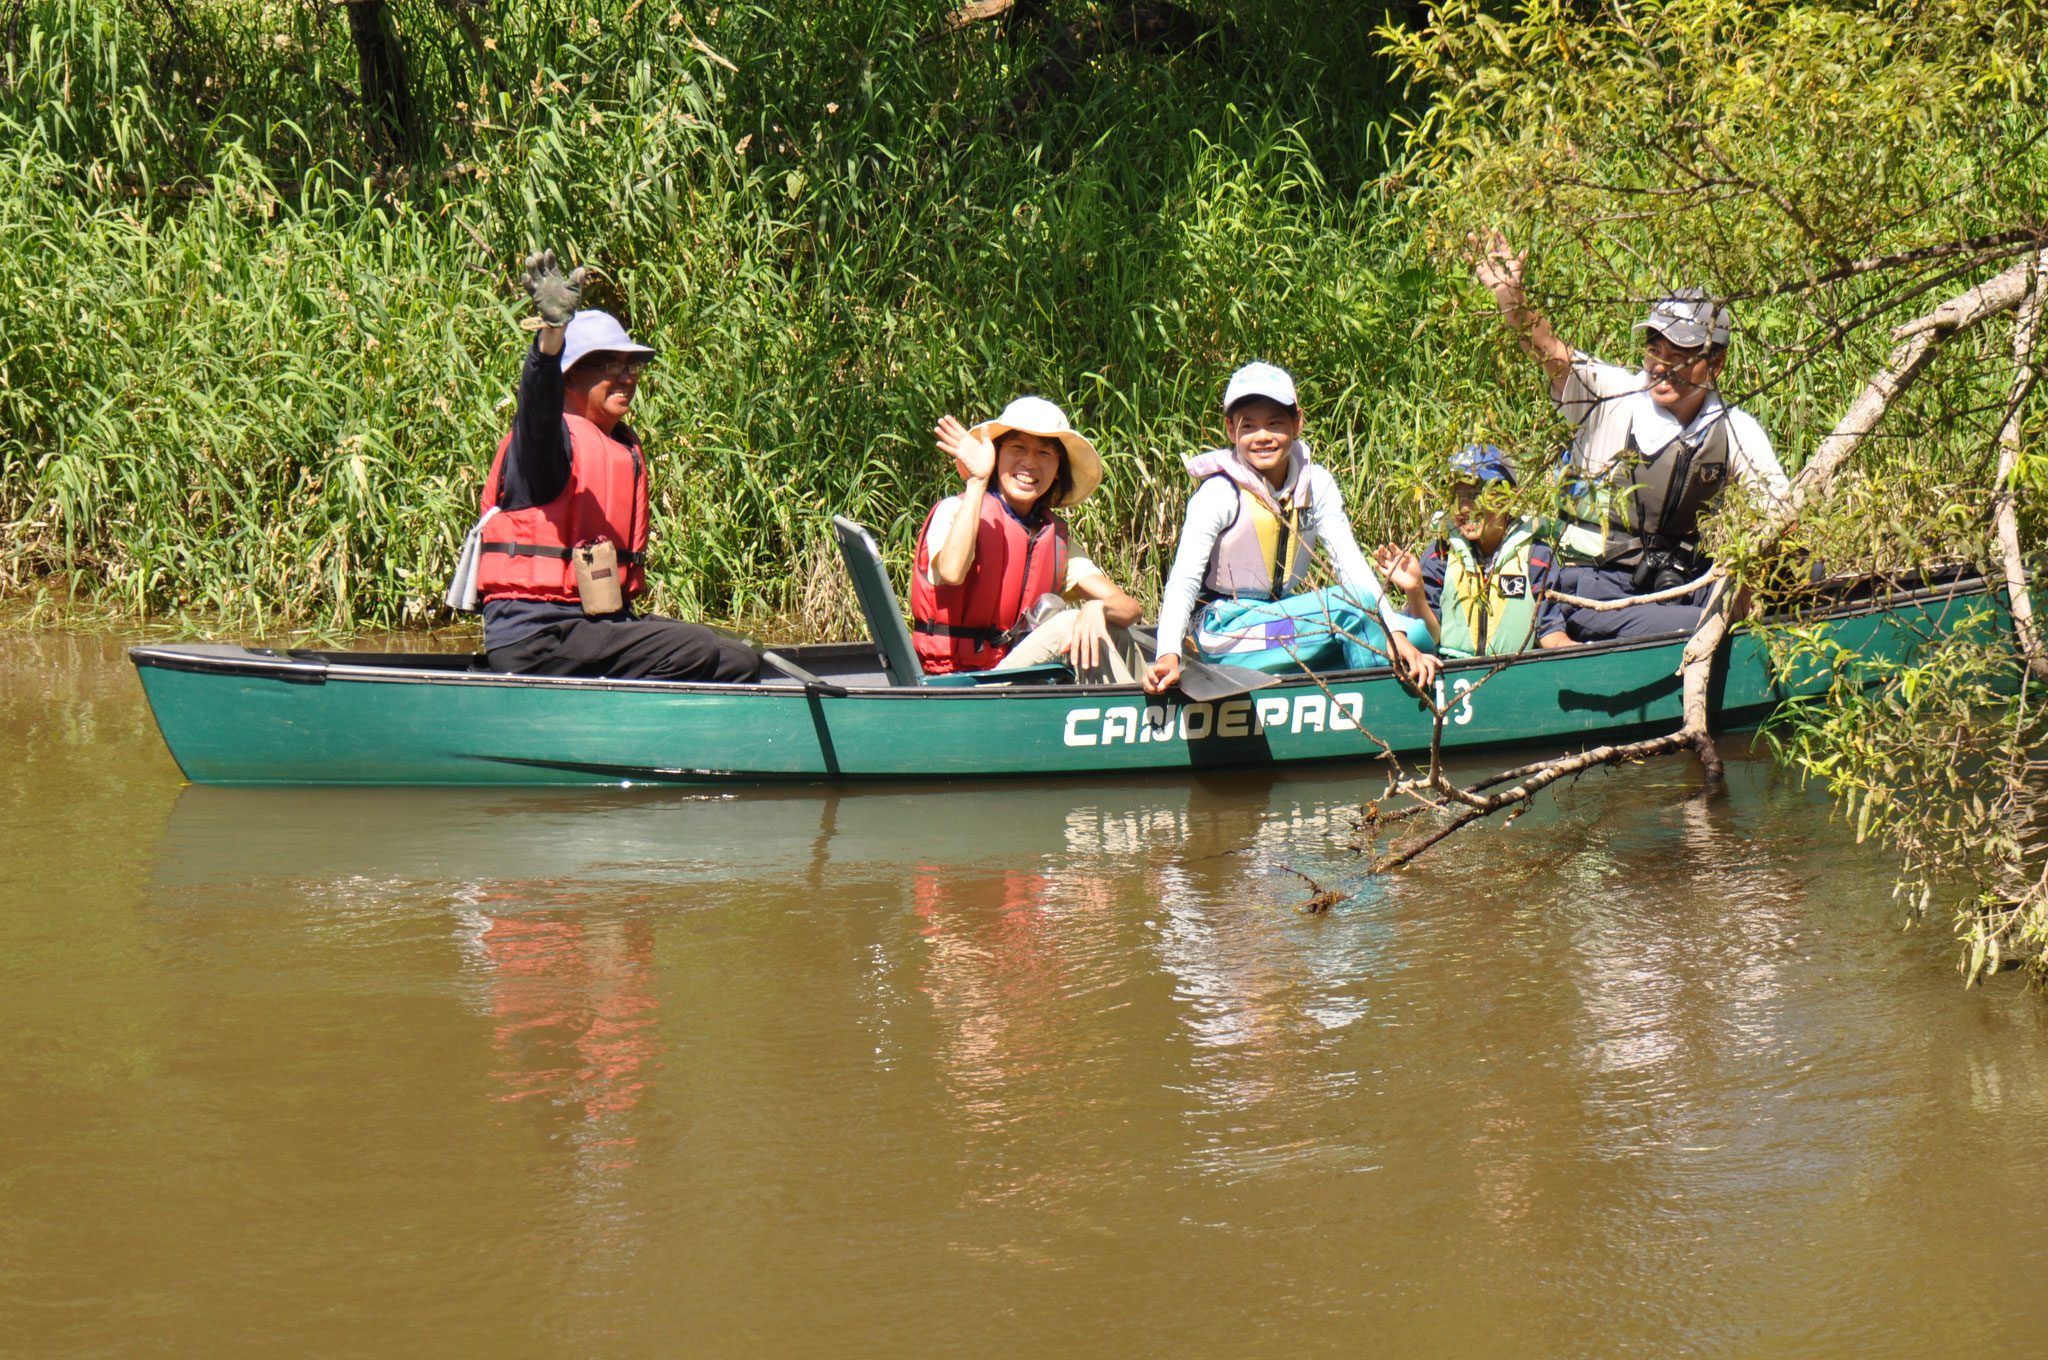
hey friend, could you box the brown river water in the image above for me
[5,629,2048,1358]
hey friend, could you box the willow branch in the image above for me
[1349,254,2048,887]
[1548,565,1723,610]
[1786,252,2048,523]
[1693,128,1843,275]
[1992,249,2048,678]
[1726,228,2047,303]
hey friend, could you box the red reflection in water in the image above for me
[911,865,1124,1144]
[913,868,1066,1091]
[477,914,665,1169]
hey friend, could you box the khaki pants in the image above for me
[996,608,1141,684]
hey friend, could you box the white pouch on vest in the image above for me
[444,506,499,614]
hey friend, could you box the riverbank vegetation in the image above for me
[4,1,2045,979]
[1364,0,2048,981]
[3,0,1486,633]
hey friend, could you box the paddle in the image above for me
[698,623,851,696]
[1173,657,1284,703]
[700,621,764,652]
[760,649,849,698]
[1121,626,1280,703]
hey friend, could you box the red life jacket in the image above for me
[475,414,649,604]
[910,496,1068,673]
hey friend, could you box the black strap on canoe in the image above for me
[481,542,644,564]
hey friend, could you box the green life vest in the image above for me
[1437,518,1543,659]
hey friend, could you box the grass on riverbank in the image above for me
[2,0,1494,635]
[6,0,2032,644]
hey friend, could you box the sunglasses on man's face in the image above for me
[588,356,651,382]
[1644,344,1710,378]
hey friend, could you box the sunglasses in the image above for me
[1644,344,1710,378]
[585,355,651,381]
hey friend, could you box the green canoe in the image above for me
[129,541,2012,786]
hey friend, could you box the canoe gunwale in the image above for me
[125,572,2009,786]
[126,570,1999,701]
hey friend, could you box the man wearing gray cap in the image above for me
[469,251,758,683]
[1469,230,1788,641]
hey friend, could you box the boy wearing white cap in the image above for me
[915,397,1144,681]
[1468,230,1790,641]
[471,251,759,681]
[1141,363,1441,694]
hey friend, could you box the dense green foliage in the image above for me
[2,0,1487,631]
[1384,0,2048,980]
[1767,610,2048,983]
[1383,0,2048,557]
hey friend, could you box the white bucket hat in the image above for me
[967,396,1103,508]
[559,309,657,374]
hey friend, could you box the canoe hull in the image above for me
[130,580,2009,786]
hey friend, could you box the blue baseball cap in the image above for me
[1449,443,1515,485]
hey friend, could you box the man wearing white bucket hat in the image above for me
[912,396,1144,682]
[463,251,758,682]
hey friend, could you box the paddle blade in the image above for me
[1175,659,1284,703]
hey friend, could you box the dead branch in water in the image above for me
[1280,866,1347,915]
[1369,728,1698,869]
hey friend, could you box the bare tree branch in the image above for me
[1788,252,2048,521]
[1992,249,2048,679]
[947,0,1016,27]
[1375,728,1699,869]
[1727,228,2048,303]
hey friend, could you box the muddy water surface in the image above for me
[4,630,2047,1358]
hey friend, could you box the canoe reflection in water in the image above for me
[1145,784,1398,1182]
[905,774,1404,1220]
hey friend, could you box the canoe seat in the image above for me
[829,515,1072,688]
[830,515,932,687]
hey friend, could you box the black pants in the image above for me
[486,615,760,682]
[1557,565,1714,642]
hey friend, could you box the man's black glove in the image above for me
[522,249,587,327]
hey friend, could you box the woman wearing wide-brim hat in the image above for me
[911,396,1145,682]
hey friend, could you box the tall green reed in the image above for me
[2,0,1510,634]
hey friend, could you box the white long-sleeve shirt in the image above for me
[1154,446,1385,659]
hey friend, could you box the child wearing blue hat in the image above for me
[1374,445,1574,657]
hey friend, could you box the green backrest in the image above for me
[830,515,927,687]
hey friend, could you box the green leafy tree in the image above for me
[1370,0,2048,982]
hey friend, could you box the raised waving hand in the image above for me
[934,415,996,484]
